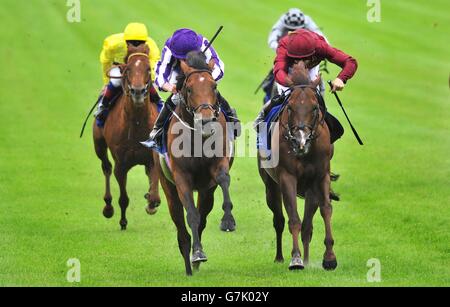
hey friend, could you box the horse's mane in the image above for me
[290,61,311,86]
[125,44,150,62]
[176,51,211,91]
[186,51,210,71]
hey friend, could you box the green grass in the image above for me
[0,0,449,286]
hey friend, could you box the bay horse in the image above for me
[258,61,338,271]
[93,44,161,230]
[160,51,235,275]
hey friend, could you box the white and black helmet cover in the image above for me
[283,8,305,29]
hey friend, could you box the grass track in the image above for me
[0,0,449,286]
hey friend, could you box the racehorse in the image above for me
[93,44,161,230]
[258,61,338,270]
[159,51,235,275]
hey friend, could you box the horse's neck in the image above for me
[123,97,151,125]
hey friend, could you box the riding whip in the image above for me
[79,99,99,138]
[327,80,363,145]
[202,26,224,54]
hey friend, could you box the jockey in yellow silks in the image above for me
[94,23,161,127]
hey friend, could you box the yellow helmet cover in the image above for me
[124,23,148,41]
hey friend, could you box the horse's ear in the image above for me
[208,59,215,72]
[180,60,192,74]
[311,74,322,88]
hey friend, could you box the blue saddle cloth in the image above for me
[257,102,287,153]
[156,108,232,156]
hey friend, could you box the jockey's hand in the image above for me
[285,76,294,87]
[331,78,345,92]
[163,82,177,94]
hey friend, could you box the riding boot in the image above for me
[315,91,344,144]
[253,94,284,131]
[262,70,275,104]
[217,92,241,138]
[141,95,176,148]
[94,82,122,127]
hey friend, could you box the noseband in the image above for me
[282,85,323,154]
[120,52,152,98]
[181,69,220,118]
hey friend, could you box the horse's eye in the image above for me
[187,88,192,95]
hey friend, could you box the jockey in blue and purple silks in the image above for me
[145,28,239,147]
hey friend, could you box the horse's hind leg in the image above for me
[114,163,130,230]
[144,156,161,215]
[319,173,337,270]
[193,186,216,271]
[302,189,319,265]
[93,130,114,218]
[215,165,236,232]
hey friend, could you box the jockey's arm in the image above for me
[322,43,358,85]
[145,37,161,82]
[304,16,329,43]
[273,36,291,87]
[100,41,114,85]
[204,44,224,82]
[268,16,285,51]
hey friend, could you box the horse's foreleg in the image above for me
[174,175,206,264]
[193,187,216,272]
[302,189,319,266]
[94,134,114,218]
[280,172,303,270]
[114,164,129,230]
[265,176,285,263]
[215,164,236,232]
[145,156,161,215]
[162,177,192,276]
[319,173,337,270]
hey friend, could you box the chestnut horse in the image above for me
[93,44,161,230]
[258,61,338,271]
[160,51,235,275]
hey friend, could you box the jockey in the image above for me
[145,28,239,147]
[94,22,161,127]
[262,8,328,103]
[255,29,358,144]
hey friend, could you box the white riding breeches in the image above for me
[109,66,122,88]
[276,64,324,95]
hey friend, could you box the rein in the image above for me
[107,52,152,97]
[181,69,220,117]
[281,84,324,155]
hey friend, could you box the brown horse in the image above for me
[159,51,235,275]
[258,61,338,270]
[93,44,161,230]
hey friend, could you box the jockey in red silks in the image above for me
[255,29,358,144]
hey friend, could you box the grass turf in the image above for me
[0,0,449,286]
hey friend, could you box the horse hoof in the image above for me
[120,220,127,231]
[145,204,158,215]
[103,206,114,219]
[274,257,284,263]
[191,250,208,264]
[192,261,201,272]
[322,259,337,271]
[289,257,305,270]
[220,217,236,232]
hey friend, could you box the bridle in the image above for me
[108,52,152,98]
[282,84,324,155]
[181,69,220,119]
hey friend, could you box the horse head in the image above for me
[123,44,151,108]
[284,61,323,157]
[180,51,219,138]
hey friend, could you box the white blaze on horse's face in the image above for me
[299,130,308,150]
